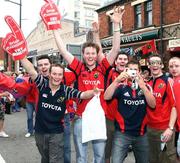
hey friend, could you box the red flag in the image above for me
[142,40,157,55]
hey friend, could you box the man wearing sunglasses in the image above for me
[146,54,177,163]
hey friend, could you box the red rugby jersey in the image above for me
[68,57,110,116]
[173,76,180,131]
[105,68,119,121]
[147,74,175,130]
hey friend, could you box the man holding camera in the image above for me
[104,60,156,163]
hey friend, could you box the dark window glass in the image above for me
[145,1,152,26]
[135,4,142,29]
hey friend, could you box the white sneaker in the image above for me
[25,133,31,138]
[0,131,9,138]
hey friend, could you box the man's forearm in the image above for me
[141,86,156,108]
[20,57,37,81]
[92,30,104,62]
[104,81,118,100]
[53,30,74,64]
[107,22,120,65]
[168,107,177,129]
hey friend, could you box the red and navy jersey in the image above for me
[147,74,175,130]
[104,68,120,121]
[68,57,110,116]
[173,76,180,131]
[34,74,82,134]
[113,83,148,136]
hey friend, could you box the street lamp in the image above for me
[5,0,22,28]
[4,0,22,72]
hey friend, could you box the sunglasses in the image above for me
[149,60,162,66]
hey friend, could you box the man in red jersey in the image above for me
[41,4,124,162]
[92,20,129,163]
[147,54,177,163]
[168,57,180,157]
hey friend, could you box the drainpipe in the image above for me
[160,0,163,58]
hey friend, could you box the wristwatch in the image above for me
[168,126,174,131]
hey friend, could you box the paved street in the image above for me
[0,110,134,163]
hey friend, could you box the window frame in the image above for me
[134,4,142,29]
[144,0,152,26]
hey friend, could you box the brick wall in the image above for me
[98,0,180,39]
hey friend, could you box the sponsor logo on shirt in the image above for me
[57,97,65,103]
[138,90,144,96]
[124,92,130,97]
[124,99,145,105]
[42,102,62,111]
[153,92,162,98]
[42,93,48,98]
[158,83,165,89]
[83,80,101,85]
[94,73,99,79]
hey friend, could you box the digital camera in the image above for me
[127,69,137,77]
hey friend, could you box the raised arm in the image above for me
[20,57,38,81]
[136,73,156,108]
[40,0,74,64]
[106,7,125,65]
[53,30,74,64]
[104,72,128,100]
[92,22,104,62]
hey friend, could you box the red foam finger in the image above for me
[4,16,24,40]
[44,0,54,8]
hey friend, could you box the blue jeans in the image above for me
[73,117,106,163]
[64,113,71,163]
[26,102,35,134]
[112,131,149,163]
[12,98,21,112]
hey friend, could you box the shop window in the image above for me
[85,8,94,17]
[74,11,80,19]
[145,0,152,26]
[85,20,92,28]
[135,4,142,29]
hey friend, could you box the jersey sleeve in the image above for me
[64,85,82,99]
[34,74,47,91]
[68,57,83,76]
[99,57,111,75]
[0,73,31,98]
[64,71,76,86]
[167,78,176,108]
[0,73,16,89]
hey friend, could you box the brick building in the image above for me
[96,0,180,66]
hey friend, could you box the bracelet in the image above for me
[168,126,174,131]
